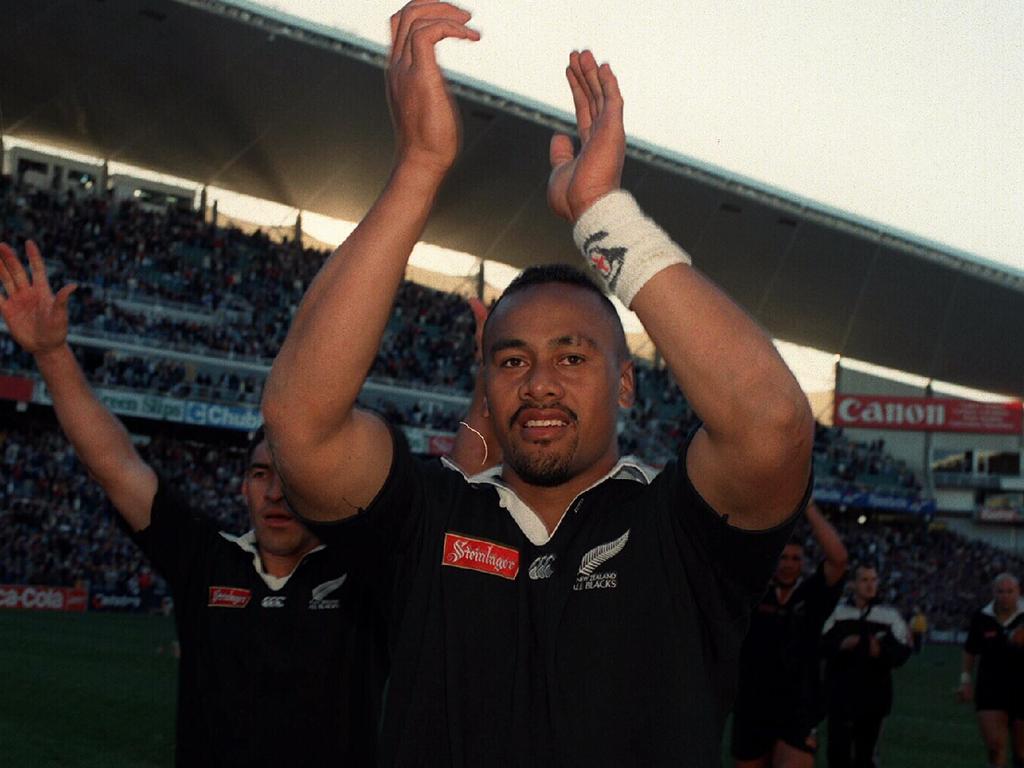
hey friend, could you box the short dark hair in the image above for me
[484,264,628,358]
[246,426,266,465]
[854,561,879,577]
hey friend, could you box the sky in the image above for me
[262,0,1023,272]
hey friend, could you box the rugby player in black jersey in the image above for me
[0,240,383,767]
[263,3,815,765]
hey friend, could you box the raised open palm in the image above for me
[548,50,626,222]
[0,240,77,355]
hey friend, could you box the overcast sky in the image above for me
[262,0,1023,273]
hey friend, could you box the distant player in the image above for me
[0,240,385,767]
[822,563,912,768]
[958,573,1024,768]
[732,502,848,768]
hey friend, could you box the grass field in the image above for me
[0,611,985,766]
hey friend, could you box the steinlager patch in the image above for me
[442,533,520,580]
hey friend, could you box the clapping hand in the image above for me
[548,50,626,222]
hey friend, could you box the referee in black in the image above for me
[958,573,1024,768]
[0,240,385,767]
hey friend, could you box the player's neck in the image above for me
[854,596,870,610]
[502,453,620,533]
[259,544,316,578]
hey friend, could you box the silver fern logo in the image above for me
[578,530,630,576]
[574,530,630,591]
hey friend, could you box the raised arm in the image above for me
[806,502,848,586]
[261,2,480,522]
[547,51,812,531]
[0,241,157,530]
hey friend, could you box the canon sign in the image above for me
[834,395,1023,435]
[837,397,945,428]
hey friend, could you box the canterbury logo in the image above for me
[578,530,630,576]
[311,575,347,602]
[528,554,556,580]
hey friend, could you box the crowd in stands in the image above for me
[1,176,479,386]
[815,424,921,493]
[4,171,1011,632]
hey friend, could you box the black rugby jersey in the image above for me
[735,563,843,721]
[821,600,912,717]
[305,429,800,768]
[964,599,1024,706]
[133,480,385,768]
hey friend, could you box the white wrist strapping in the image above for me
[572,190,691,308]
[960,671,971,685]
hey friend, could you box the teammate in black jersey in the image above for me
[732,502,847,768]
[263,3,814,765]
[0,241,383,767]
[958,573,1024,768]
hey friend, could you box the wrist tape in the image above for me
[572,190,691,308]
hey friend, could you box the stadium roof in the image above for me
[3,0,1022,397]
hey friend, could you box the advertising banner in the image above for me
[0,584,88,612]
[835,395,1022,435]
[183,401,261,431]
[34,383,185,423]
[813,483,936,515]
[89,591,145,612]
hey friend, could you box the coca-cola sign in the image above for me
[835,395,1022,434]
[442,533,520,580]
[0,584,87,612]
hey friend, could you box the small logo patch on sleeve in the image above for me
[208,586,252,608]
[442,533,520,580]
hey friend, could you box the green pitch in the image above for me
[0,611,177,768]
[0,612,984,767]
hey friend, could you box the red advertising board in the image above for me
[0,375,34,402]
[835,395,1023,434]
[0,584,88,611]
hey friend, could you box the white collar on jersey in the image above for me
[981,598,1024,626]
[219,530,326,592]
[440,455,656,546]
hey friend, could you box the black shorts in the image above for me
[731,707,820,760]
[975,678,1024,720]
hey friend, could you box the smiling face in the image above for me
[482,283,634,490]
[242,440,318,562]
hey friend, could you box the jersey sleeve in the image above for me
[296,423,459,610]
[652,430,803,634]
[129,475,217,589]
[298,423,442,552]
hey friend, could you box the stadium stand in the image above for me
[4,172,995,632]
